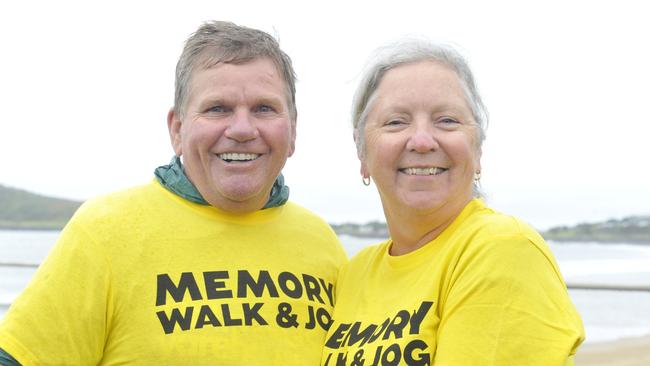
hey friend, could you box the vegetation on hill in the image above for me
[331,216,650,244]
[331,221,389,238]
[542,216,650,244]
[1,182,648,244]
[0,184,82,230]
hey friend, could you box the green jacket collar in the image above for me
[154,156,289,209]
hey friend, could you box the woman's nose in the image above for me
[406,121,439,152]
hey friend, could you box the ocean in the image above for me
[1,230,650,344]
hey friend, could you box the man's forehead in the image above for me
[186,57,291,107]
[190,57,282,84]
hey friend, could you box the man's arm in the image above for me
[0,218,112,364]
[0,347,20,366]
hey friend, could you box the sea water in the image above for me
[2,230,650,344]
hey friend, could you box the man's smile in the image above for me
[218,152,261,163]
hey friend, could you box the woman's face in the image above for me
[361,60,481,217]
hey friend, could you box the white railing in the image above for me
[0,262,39,268]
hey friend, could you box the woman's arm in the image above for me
[435,234,584,365]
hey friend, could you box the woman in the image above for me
[322,40,584,365]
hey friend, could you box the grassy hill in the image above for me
[542,216,650,244]
[331,221,389,238]
[2,182,648,243]
[332,216,650,244]
[0,184,82,230]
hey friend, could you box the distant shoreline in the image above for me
[330,215,650,244]
[2,184,648,241]
[333,229,650,245]
[0,227,62,232]
[0,223,67,231]
[576,334,650,366]
[547,237,650,245]
[335,232,388,239]
[1,226,649,245]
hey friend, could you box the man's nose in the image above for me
[224,110,259,142]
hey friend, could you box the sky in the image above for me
[1,0,649,230]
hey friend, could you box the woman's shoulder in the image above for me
[464,202,545,244]
[336,240,390,284]
[350,240,390,260]
[456,203,562,273]
[452,202,558,266]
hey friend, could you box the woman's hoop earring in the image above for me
[362,176,371,186]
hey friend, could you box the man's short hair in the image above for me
[174,21,297,121]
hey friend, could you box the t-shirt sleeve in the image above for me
[0,221,112,365]
[434,234,585,366]
[0,347,21,366]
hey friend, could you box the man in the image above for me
[0,21,346,365]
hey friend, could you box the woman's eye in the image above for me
[386,119,404,126]
[440,117,459,124]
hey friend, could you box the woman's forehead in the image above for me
[371,62,471,113]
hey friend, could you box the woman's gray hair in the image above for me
[174,21,297,121]
[352,38,488,196]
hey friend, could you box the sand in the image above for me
[575,336,650,366]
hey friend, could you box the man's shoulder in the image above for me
[72,181,162,223]
[282,201,330,226]
[280,201,342,242]
[282,201,340,233]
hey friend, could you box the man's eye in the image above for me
[256,105,274,113]
[208,105,226,113]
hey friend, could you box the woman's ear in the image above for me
[353,129,363,160]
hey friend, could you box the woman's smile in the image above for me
[399,167,447,176]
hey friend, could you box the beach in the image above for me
[576,335,650,366]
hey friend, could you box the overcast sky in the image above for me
[1,0,648,230]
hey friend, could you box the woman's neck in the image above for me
[384,198,471,256]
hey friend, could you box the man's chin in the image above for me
[204,186,268,211]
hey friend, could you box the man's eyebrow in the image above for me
[254,95,284,105]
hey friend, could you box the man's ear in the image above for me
[167,108,183,156]
[288,117,297,157]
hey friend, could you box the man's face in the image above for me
[168,58,296,213]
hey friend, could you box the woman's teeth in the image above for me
[401,167,445,175]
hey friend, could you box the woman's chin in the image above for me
[387,190,472,217]
[395,193,447,214]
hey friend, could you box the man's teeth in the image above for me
[218,153,260,162]
[402,167,445,175]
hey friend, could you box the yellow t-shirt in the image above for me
[322,199,584,366]
[0,180,347,365]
